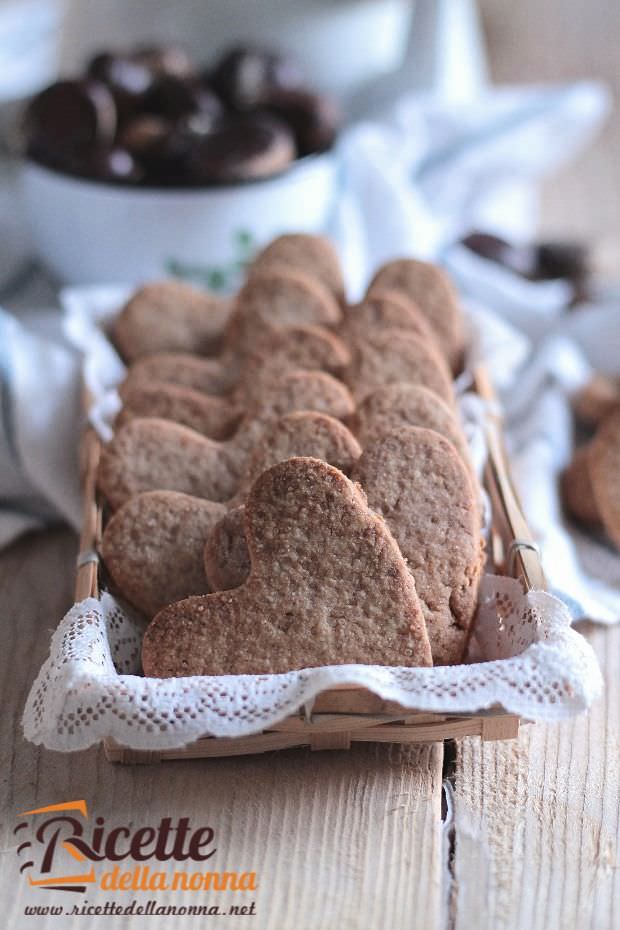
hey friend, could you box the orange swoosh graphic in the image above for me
[29,868,96,887]
[62,841,86,862]
[18,800,88,818]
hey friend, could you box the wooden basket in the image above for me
[76,367,544,763]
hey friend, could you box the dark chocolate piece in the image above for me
[462,230,590,290]
[25,79,117,167]
[265,88,340,154]
[210,45,303,111]
[461,231,537,278]
[535,241,589,283]
[144,75,223,122]
[186,113,295,183]
[87,52,153,119]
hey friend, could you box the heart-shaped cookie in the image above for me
[112,280,233,362]
[101,491,226,618]
[367,259,464,371]
[117,381,244,441]
[98,371,355,509]
[234,410,362,501]
[351,428,483,665]
[203,506,249,592]
[249,233,345,304]
[351,382,470,466]
[344,328,455,405]
[113,266,341,372]
[142,457,432,676]
[205,411,363,589]
[561,445,601,527]
[340,290,438,350]
[572,374,620,429]
[102,411,362,607]
[121,324,350,404]
[225,267,342,357]
[122,351,228,396]
[204,400,475,593]
[588,406,620,548]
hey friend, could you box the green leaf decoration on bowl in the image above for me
[166,228,257,292]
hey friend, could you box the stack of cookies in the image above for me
[562,374,620,549]
[96,234,485,675]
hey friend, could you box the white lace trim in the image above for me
[23,575,603,752]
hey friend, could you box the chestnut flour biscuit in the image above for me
[352,428,483,665]
[112,281,232,361]
[344,329,455,406]
[122,352,230,396]
[204,506,249,591]
[250,233,345,304]
[121,325,350,400]
[224,268,342,357]
[588,407,620,548]
[340,290,438,350]
[205,411,363,589]
[101,491,225,617]
[98,418,239,508]
[351,383,470,466]
[117,380,243,440]
[561,445,601,527]
[98,371,355,508]
[234,410,362,500]
[572,374,620,429]
[142,457,432,676]
[237,325,350,397]
[367,259,464,371]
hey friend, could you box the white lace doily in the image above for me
[23,575,602,752]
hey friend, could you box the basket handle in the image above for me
[473,366,546,592]
[75,427,102,601]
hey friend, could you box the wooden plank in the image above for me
[0,529,445,930]
[452,5,620,926]
[451,620,620,930]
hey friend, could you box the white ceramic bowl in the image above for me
[20,152,338,286]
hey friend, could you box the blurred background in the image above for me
[1,0,618,289]
[480,0,620,246]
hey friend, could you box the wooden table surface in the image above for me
[2,3,620,928]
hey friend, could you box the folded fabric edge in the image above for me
[22,605,604,753]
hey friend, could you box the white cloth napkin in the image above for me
[0,308,82,546]
[332,81,610,296]
[1,80,618,624]
[498,308,620,623]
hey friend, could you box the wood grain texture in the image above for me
[449,8,620,928]
[0,529,444,930]
[451,622,620,930]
